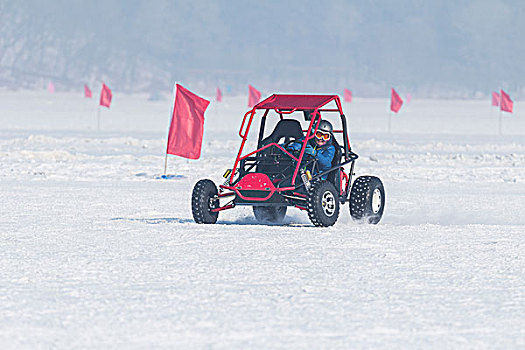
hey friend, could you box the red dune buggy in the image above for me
[192,94,385,226]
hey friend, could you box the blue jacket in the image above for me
[287,137,335,173]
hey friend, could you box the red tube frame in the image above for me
[230,95,350,192]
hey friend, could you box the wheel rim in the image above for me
[321,191,336,217]
[208,196,218,210]
[371,188,382,214]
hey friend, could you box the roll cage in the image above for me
[218,94,358,206]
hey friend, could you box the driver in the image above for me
[287,120,336,179]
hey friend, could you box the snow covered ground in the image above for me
[1,91,524,348]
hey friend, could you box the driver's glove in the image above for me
[288,143,301,151]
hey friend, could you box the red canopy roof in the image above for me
[254,94,338,110]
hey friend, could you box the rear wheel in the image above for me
[307,180,340,227]
[192,179,219,224]
[349,176,385,224]
[253,206,287,224]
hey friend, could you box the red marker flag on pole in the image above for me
[84,84,92,98]
[166,84,210,160]
[491,91,500,106]
[216,87,222,102]
[390,88,403,113]
[500,90,513,113]
[343,88,352,102]
[248,84,261,108]
[99,83,112,108]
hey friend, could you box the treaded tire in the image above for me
[307,180,340,227]
[253,206,287,224]
[192,179,219,224]
[349,176,385,224]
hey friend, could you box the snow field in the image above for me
[0,91,524,348]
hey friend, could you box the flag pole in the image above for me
[96,79,102,131]
[97,105,101,131]
[163,152,168,175]
[388,110,392,133]
[498,108,502,136]
[498,87,502,136]
[163,83,177,175]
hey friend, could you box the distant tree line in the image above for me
[1,0,524,98]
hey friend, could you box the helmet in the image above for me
[314,120,333,143]
[318,120,333,133]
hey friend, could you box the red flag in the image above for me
[390,88,403,113]
[84,84,92,98]
[166,84,210,160]
[216,87,222,102]
[492,91,500,107]
[99,83,112,108]
[248,84,261,108]
[500,89,513,113]
[48,82,55,93]
[343,88,352,102]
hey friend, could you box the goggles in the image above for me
[315,130,331,141]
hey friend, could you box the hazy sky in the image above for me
[1,0,524,96]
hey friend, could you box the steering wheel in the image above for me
[282,140,317,161]
[283,139,301,157]
[283,139,296,149]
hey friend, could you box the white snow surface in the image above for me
[1,91,524,348]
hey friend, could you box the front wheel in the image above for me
[307,180,340,227]
[192,179,219,224]
[349,176,385,224]
[252,206,287,224]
